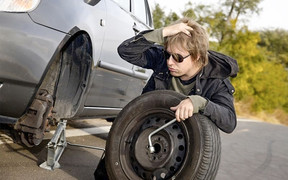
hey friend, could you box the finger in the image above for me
[185,107,191,120]
[170,106,178,111]
[188,109,193,118]
[186,26,194,32]
[175,109,181,122]
[184,30,191,37]
[179,107,186,121]
[183,24,193,36]
[184,108,189,119]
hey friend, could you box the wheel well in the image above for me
[14,31,93,147]
[39,32,93,120]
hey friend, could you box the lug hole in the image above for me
[179,145,184,151]
[176,156,182,162]
[172,125,178,129]
[170,166,176,172]
[177,134,183,139]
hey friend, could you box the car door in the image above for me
[123,0,153,106]
[83,0,152,111]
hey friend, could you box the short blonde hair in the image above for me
[165,18,209,66]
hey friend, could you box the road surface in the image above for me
[217,118,288,180]
[0,118,287,180]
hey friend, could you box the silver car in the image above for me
[0,0,152,146]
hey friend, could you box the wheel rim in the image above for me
[119,111,188,180]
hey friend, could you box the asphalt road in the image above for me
[0,118,287,180]
[216,118,288,180]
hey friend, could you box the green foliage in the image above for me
[164,12,180,26]
[152,0,288,117]
[152,3,180,28]
[222,28,262,100]
[258,29,288,67]
[251,61,288,112]
[226,29,288,112]
[152,4,165,29]
[222,0,263,21]
[181,2,197,19]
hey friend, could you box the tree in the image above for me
[223,0,262,23]
[152,3,180,28]
[164,12,180,26]
[251,61,288,112]
[152,4,166,29]
[258,29,288,67]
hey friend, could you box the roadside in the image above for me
[235,101,288,126]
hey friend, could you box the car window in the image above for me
[113,0,130,11]
[132,0,146,23]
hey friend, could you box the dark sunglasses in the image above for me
[163,50,191,63]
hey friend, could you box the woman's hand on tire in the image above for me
[170,98,194,122]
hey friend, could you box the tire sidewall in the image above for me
[106,90,219,180]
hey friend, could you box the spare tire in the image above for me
[105,90,221,180]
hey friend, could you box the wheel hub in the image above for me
[134,128,172,170]
[128,116,187,179]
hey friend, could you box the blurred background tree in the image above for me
[151,0,288,124]
[258,29,288,67]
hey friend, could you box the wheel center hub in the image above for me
[127,116,187,179]
[134,128,172,170]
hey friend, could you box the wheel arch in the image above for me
[35,27,94,120]
[14,27,94,147]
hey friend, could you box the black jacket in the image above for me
[118,32,239,133]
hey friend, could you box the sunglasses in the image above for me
[163,50,191,63]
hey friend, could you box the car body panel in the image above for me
[0,13,66,117]
[0,0,152,121]
[29,0,152,111]
[28,0,106,65]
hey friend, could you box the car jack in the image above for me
[39,119,105,170]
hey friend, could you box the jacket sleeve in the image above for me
[201,79,237,133]
[117,30,166,71]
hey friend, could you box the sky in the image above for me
[149,0,288,31]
